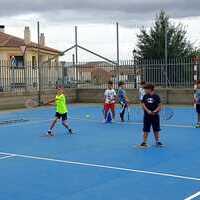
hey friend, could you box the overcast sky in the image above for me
[0,0,200,61]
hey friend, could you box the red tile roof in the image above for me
[0,32,61,54]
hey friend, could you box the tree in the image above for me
[191,48,200,58]
[136,11,193,59]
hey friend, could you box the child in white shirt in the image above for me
[104,81,116,122]
[139,81,146,102]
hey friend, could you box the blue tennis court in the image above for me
[0,104,200,200]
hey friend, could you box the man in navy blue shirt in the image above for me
[139,84,163,148]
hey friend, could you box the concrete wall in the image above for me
[0,89,76,110]
[166,89,193,104]
[0,88,194,110]
[76,88,193,105]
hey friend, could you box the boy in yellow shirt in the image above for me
[47,87,73,136]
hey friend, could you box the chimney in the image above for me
[0,25,5,33]
[39,33,45,46]
[24,26,31,44]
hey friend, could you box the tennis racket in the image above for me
[126,103,132,121]
[102,107,112,123]
[25,99,39,108]
[102,108,106,121]
[127,105,130,121]
[25,96,52,109]
[133,106,143,122]
[118,102,130,121]
[132,106,174,122]
[160,107,174,121]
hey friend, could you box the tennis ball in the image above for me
[85,114,90,118]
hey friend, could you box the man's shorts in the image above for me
[196,104,200,114]
[104,103,115,112]
[143,114,161,132]
[55,112,67,121]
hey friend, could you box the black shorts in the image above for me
[55,112,67,121]
[196,104,200,114]
[143,114,161,133]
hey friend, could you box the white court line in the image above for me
[184,191,200,200]
[0,119,52,128]
[0,155,15,160]
[69,117,194,129]
[0,151,199,182]
[0,116,194,129]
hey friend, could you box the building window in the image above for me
[10,56,24,68]
[32,56,36,67]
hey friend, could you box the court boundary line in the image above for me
[0,116,194,129]
[0,151,200,182]
[184,191,200,200]
[0,155,15,160]
[69,117,194,129]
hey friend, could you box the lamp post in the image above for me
[132,49,137,64]
[132,49,138,88]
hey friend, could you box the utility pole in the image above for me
[116,22,120,83]
[165,23,168,88]
[116,22,119,66]
[37,21,42,105]
[75,26,78,64]
[75,26,78,83]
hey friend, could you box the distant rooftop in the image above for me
[0,31,61,54]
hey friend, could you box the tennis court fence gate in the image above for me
[0,58,199,93]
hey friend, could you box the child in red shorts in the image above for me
[104,80,116,122]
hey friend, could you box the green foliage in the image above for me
[137,11,193,59]
[191,48,200,57]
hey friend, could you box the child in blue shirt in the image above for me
[117,81,129,122]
